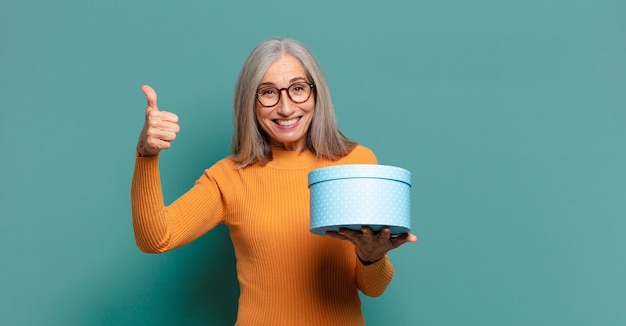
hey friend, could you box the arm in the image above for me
[328,227,417,297]
[131,155,169,253]
[131,85,226,253]
[131,156,227,253]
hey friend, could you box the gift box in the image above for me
[308,164,412,236]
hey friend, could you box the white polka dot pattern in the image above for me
[308,164,412,236]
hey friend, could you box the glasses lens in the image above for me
[257,86,279,107]
[288,83,311,103]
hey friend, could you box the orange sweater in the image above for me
[131,145,395,325]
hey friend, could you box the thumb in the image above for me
[141,85,158,112]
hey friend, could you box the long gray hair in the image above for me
[231,37,356,167]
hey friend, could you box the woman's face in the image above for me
[255,55,315,151]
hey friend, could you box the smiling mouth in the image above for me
[274,117,301,127]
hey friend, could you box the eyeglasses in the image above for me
[256,82,315,107]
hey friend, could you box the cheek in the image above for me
[255,106,267,122]
[305,103,315,116]
[254,108,272,133]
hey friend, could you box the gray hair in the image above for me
[231,37,356,167]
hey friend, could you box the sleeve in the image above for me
[355,254,395,297]
[130,155,228,253]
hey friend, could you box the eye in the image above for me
[259,87,277,96]
[290,83,308,93]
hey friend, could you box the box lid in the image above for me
[308,164,411,187]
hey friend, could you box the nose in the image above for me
[276,88,294,116]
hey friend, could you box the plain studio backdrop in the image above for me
[1,0,625,325]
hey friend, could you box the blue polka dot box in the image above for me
[308,164,412,236]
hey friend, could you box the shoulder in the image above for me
[203,157,239,179]
[338,145,378,164]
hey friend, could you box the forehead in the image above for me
[260,56,306,84]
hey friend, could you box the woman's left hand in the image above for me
[326,227,417,264]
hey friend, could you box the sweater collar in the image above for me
[266,147,317,170]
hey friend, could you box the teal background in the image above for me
[2,0,625,325]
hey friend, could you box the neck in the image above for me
[270,140,306,151]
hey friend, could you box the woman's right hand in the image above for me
[136,85,180,157]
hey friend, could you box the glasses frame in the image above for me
[256,83,315,108]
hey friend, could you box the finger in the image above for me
[377,227,392,244]
[360,227,390,244]
[158,110,179,123]
[326,231,355,243]
[142,85,158,112]
[148,118,180,133]
[393,232,418,243]
[325,231,345,240]
[158,121,180,133]
[390,233,418,248]
[146,111,179,126]
[146,138,172,151]
[158,131,178,142]
[327,231,360,247]
[148,129,177,142]
[338,228,363,238]
[146,110,179,126]
[361,226,374,237]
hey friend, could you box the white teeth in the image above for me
[276,118,299,126]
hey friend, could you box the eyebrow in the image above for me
[258,77,308,87]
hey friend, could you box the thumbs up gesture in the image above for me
[136,85,180,157]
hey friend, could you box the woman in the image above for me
[132,37,416,325]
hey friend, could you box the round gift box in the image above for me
[308,164,412,236]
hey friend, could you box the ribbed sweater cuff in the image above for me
[355,254,395,297]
